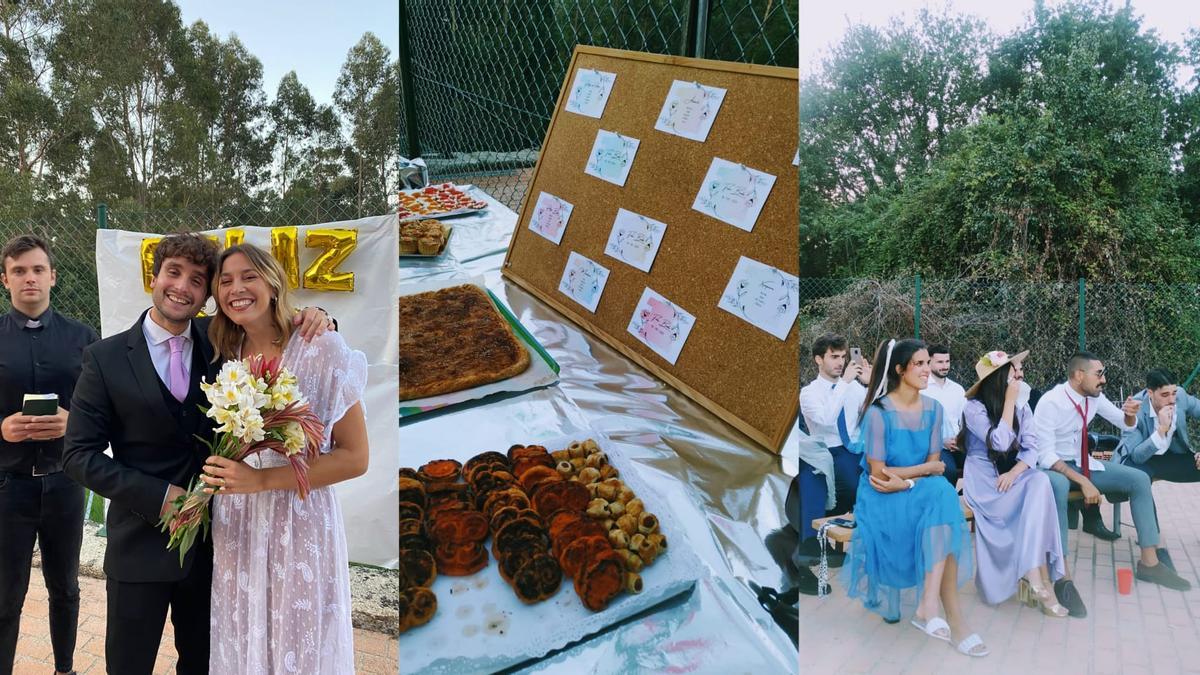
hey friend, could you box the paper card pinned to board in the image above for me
[529,192,574,245]
[627,288,696,365]
[558,251,611,313]
[691,157,776,232]
[654,79,727,142]
[585,130,640,187]
[603,208,667,273]
[565,68,616,119]
[718,256,800,340]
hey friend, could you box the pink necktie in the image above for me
[168,335,189,402]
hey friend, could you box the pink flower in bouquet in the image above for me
[159,354,325,564]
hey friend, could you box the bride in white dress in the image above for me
[200,243,368,674]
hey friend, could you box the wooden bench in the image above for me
[811,496,975,551]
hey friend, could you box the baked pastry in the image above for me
[399,587,438,633]
[574,549,624,611]
[511,552,563,604]
[399,548,437,588]
[433,541,488,576]
[399,285,531,401]
[419,459,462,485]
[398,478,426,508]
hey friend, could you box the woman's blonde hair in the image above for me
[208,243,295,360]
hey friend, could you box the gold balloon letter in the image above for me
[224,229,245,249]
[140,238,162,293]
[271,227,300,289]
[302,229,357,292]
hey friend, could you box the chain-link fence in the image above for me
[399,0,798,211]
[0,200,366,334]
[800,276,1200,401]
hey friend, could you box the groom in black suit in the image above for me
[63,234,331,674]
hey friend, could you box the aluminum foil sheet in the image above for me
[400,200,799,674]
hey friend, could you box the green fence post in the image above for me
[914,274,922,338]
[397,2,421,159]
[1183,361,1200,390]
[1078,278,1086,351]
[96,203,107,229]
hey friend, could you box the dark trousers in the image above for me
[799,445,862,540]
[1126,453,1200,483]
[941,448,961,486]
[0,471,84,675]
[105,546,211,675]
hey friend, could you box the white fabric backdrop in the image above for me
[95,214,399,568]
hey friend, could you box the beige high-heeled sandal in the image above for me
[1018,578,1069,617]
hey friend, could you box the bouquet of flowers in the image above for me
[159,354,325,564]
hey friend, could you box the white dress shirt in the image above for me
[1032,382,1134,471]
[800,374,867,451]
[142,313,194,387]
[1148,403,1178,456]
[921,376,966,438]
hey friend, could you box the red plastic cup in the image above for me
[1117,568,1133,594]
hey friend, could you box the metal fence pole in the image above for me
[397,1,421,159]
[96,203,107,229]
[682,0,711,58]
[914,274,922,338]
[1078,278,1086,351]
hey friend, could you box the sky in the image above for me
[175,0,399,107]
[800,0,1199,76]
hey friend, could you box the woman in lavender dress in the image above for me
[959,350,1067,616]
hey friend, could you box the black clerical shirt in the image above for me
[0,307,98,474]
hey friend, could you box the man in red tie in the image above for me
[1032,352,1191,617]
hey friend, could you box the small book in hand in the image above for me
[22,393,58,416]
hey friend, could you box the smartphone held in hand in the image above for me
[22,393,58,416]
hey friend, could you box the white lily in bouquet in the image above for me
[159,354,325,564]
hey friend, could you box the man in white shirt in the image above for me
[920,344,966,485]
[1034,352,1190,596]
[798,333,870,562]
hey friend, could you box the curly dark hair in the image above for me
[152,233,219,287]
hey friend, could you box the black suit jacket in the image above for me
[64,311,220,583]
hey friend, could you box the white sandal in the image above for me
[910,615,951,642]
[955,633,990,657]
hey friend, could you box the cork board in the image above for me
[502,46,799,452]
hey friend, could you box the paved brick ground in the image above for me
[800,482,1200,674]
[11,572,398,674]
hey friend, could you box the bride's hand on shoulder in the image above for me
[293,307,335,341]
[201,455,265,495]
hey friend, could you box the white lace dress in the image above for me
[210,331,367,674]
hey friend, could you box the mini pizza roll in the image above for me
[568,442,587,459]
[583,439,600,453]
[552,449,570,462]
[616,514,638,536]
[556,461,574,476]
[625,498,644,518]
[585,452,607,469]
[624,572,644,594]
[637,513,658,535]
[616,488,635,504]
[617,548,643,572]
[607,500,625,518]
[647,533,667,552]
[578,467,601,484]
[608,529,629,549]
[596,482,618,501]
[629,533,646,551]
[599,465,620,481]
[586,500,610,519]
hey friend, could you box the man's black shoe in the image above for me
[796,566,829,596]
[1081,508,1121,541]
[1054,579,1088,618]
[1136,561,1192,591]
[798,537,845,568]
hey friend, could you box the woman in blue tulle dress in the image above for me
[842,338,989,658]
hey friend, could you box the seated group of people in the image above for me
[798,334,1197,658]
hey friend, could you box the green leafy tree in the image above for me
[334,33,397,216]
